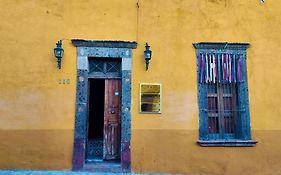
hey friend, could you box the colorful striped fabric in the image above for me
[199,53,243,83]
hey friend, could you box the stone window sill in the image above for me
[197,140,258,147]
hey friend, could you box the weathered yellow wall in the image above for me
[0,0,281,174]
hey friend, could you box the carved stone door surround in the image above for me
[71,40,137,172]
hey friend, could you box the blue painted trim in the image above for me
[193,42,250,50]
[197,139,258,147]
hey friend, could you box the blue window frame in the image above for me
[193,42,257,147]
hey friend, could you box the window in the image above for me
[193,42,257,146]
[88,57,121,78]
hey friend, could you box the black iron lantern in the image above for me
[54,40,64,69]
[144,43,152,71]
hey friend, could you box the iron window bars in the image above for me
[88,57,121,78]
[193,42,257,147]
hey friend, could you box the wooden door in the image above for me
[103,79,121,160]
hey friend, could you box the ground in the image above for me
[0,170,166,175]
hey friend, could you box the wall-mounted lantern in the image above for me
[144,43,152,71]
[54,40,64,69]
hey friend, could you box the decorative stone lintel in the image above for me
[122,58,132,71]
[197,139,258,147]
[77,56,88,70]
[72,39,137,49]
[193,42,250,50]
[77,47,132,58]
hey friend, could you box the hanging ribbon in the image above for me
[199,53,243,83]
[229,54,232,83]
[225,54,228,82]
[237,57,242,82]
[205,53,208,83]
[199,54,204,83]
[232,54,236,82]
[210,54,213,83]
[213,54,216,83]
[218,53,221,83]
[223,54,226,81]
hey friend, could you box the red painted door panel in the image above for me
[103,79,121,160]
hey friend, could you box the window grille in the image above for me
[89,59,104,73]
[199,53,244,139]
[206,82,238,138]
[194,43,257,146]
[106,60,121,73]
[89,58,121,76]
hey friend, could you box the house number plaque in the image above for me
[139,83,162,114]
[58,78,70,84]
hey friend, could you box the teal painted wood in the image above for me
[196,50,208,140]
[197,139,257,147]
[237,53,251,140]
[193,42,249,50]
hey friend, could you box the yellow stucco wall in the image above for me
[0,0,281,174]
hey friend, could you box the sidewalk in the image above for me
[0,170,167,175]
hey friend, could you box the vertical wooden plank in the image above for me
[217,83,225,139]
[103,79,121,160]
